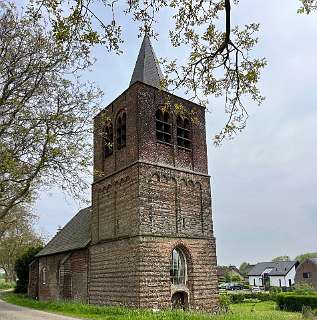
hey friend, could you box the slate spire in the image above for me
[130,34,164,89]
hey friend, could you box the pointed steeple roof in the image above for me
[130,34,163,89]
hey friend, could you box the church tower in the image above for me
[89,35,218,311]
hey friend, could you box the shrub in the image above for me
[294,282,315,295]
[269,286,283,294]
[15,246,43,293]
[0,280,15,290]
[277,293,317,312]
[229,293,245,304]
[226,292,277,304]
[219,294,231,313]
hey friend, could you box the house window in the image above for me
[170,248,186,285]
[177,116,191,150]
[42,267,47,285]
[104,123,113,157]
[116,113,126,150]
[156,109,171,144]
[279,279,282,287]
[253,279,256,286]
[303,272,312,279]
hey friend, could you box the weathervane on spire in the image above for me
[144,22,150,36]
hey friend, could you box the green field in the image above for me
[0,293,301,320]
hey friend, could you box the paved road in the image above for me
[0,299,81,320]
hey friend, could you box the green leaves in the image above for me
[0,3,102,220]
[298,0,317,14]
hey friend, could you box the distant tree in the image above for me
[0,206,44,282]
[0,2,101,221]
[224,271,232,283]
[224,270,243,283]
[272,256,290,262]
[239,262,251,277]
[15,246,43,293]
[295,253,317,263]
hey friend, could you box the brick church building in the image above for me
[28,35,219,311]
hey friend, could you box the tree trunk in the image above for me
[3,266,15,282]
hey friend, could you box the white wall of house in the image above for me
[249,276,263,287]
[270,276,287,287]
[270,266,296,288]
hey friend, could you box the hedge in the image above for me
[222,292,277,304]
[276,293,317,312]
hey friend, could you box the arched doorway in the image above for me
[171,291,188,310]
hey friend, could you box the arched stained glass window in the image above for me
[170,248,186,285]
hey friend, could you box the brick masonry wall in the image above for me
[88,236,218,311]
[28,260,39,299]
[91,165,140,244]
[93,82,208,185]
[38,249,88,301]
[295,260,317,290]
[138,237,218,311]
[88,238,141,307]
[38,253,64,300]
[136,82,208,174]
[139,162,213,238]
[93,85,138,180]
[91,161,214,242]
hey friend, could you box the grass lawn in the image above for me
[0,292,301,320]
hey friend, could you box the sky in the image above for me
[24,0,317,267]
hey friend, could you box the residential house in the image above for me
[295,258,317,290]
[248,261,299,288]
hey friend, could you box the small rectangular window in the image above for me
[303,272,312,279]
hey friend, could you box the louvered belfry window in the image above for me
[177,116,191,149]
[116,112,126,150]
[156,109,171,144]
[104,123,113,157]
